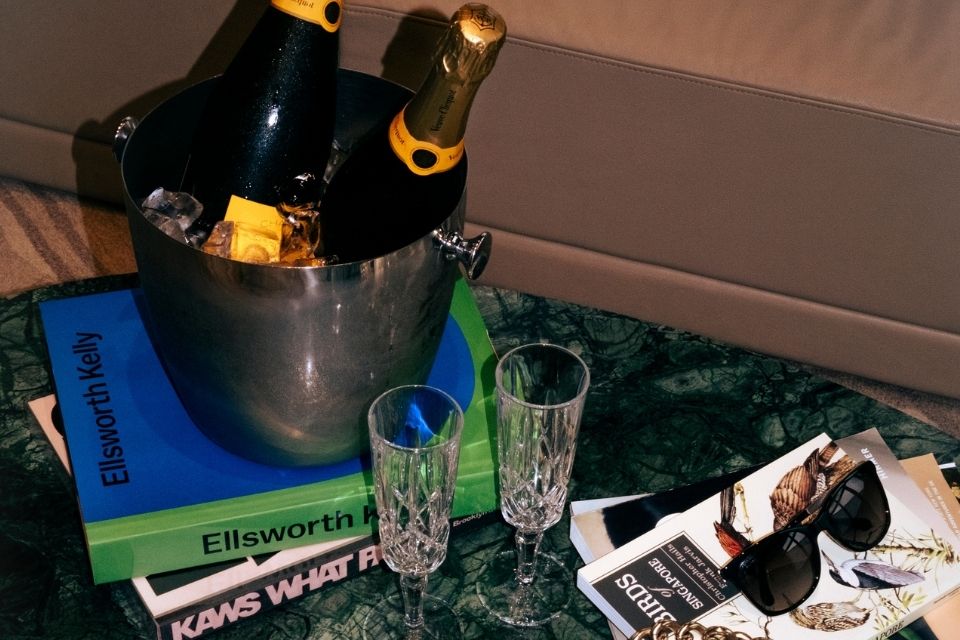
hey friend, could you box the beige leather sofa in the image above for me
[2,1,959,399]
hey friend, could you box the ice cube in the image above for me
[200,220,235,258]
[141,187,204,245]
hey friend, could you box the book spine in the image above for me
[156,536,380,640]
[86,485,381,583]
[89,482,499,582]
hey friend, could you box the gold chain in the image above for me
[629,620,766,640]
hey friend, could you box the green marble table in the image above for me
[2,274,959,639]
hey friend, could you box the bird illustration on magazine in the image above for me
[712,441,946,635]
[578,433,960,640]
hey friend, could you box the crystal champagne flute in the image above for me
[362,385,463,639]
[476,342,590,627]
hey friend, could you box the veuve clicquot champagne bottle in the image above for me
[184,0,342,240]
[319,3,506,263]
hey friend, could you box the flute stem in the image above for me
[399,574,427,635]
[515,529,543,586]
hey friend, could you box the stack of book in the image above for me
[572,428,960,640]
[34,277,500,639]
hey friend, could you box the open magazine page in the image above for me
[902,458,960,540]
[577,432,960,639]
[900,456,960,640]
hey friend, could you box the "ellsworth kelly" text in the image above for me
[72,331,129,487]
[201,505,378,555]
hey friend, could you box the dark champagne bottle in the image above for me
[184,0,342,239]
[319,3,506,263]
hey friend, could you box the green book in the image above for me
[39,278,497,584]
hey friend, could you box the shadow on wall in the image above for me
[68,1,449,208]
[70,0,266,207]
[378,8,447,92]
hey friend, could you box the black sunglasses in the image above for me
[719,460,890,616]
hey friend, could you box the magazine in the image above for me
[577,432,960,639]
[571,429,959,640]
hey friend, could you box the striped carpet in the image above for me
[0,177,136,299]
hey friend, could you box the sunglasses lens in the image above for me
[823,462,890,550]
[734,529,819,615]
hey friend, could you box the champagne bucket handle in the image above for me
[436,229,492,280]
[113,116,140,163]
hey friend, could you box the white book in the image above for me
[577,432,960,640]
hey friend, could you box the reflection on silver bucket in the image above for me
[115,71,491,467]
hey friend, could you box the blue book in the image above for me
[40,279,498,583]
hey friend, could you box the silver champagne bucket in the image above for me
[114,70,491,467]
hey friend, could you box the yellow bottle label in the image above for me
[388,110,464,177]
[224,195,284,263]
[271,0,342,32]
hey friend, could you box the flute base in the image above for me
[475,550,572,628]
[361,593,461,640]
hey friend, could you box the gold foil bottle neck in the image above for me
[438,3,507,82]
